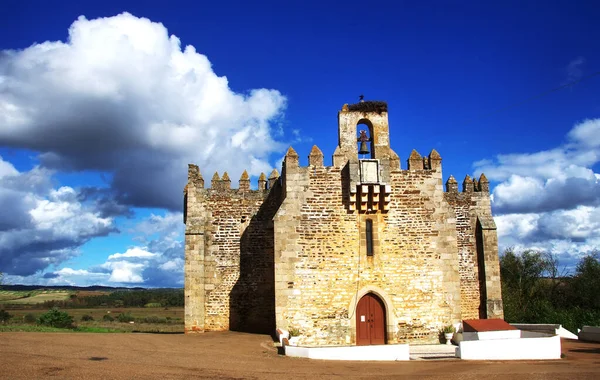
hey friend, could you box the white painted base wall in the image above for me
[458,335,561,360]
[512,323,578,339]
[285,344,410,361]
[463,330,521,341]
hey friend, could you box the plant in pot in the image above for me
[441,325,455,345]
[288,327,301,346]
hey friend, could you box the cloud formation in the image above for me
[27,212,185,287]
[474,118,600,265]
[0,156,115,276]
[0,12,287,211]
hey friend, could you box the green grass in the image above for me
[0,325,125,333]
[0,325,71,332]
[74,326,124,333]
[1,307,184,333]
[0,290,73,304]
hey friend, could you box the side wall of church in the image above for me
[274,151,462,346]
[445,176,504,321]
[184,168,281,334]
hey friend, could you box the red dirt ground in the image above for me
[0,332,599,379]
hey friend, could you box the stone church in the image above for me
[184,100,503,346]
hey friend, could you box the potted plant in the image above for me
[288,327,301,346]
[441,325,455,345]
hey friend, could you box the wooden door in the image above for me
[356,293,386,345]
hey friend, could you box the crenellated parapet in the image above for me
[187,164,205,189]
[268,169,280,189]
[308,145,324,166]
[239,170,250,191]
[444,173,490,194]
[407,150,423,170]
[185,165,282,195]
[404,149,443,171]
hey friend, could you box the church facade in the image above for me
[184,101,503,346]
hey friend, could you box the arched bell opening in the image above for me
[356,118,375,159]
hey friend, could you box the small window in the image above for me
[366,219,374,256]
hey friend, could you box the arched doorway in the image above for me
[356,293,386,345]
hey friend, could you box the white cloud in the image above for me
[0,156,116,276]
[0,12,287,211]
[568,118,600,148]
[55,268,95,276]
[159,258,183,271]
[477,118,600,266]
[0,157,18,178]
[103,260,146,283]
[475,118,600,215]
[108,247,157,261]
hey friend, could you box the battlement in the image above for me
[185,164,278,193]
[444,173,489,193]
[279,145,443,172]
[187,145,448,197]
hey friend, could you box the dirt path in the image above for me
[0,332,599,379]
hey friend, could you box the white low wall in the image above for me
[462,330,521,341]
[578,326,600,342]
[512,323,578,339]
[285,344,410,361]
[458,335,561,360]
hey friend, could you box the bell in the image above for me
[358,141,370,155]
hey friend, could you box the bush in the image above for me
[117,313,134,323]
[102,314,114,322]
[37,307,74,329]
[0,309,11,324]
[288,327,300,337]
[81,314,94,321]
[23,313,37,323]
[143,315,167,324]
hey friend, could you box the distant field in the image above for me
[0,290,72,304]
[0,286,184,333]
[2,307,185,333]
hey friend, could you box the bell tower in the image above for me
[334,99,400,212]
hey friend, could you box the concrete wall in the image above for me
[458,336,561,360]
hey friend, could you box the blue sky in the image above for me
[1,0,599,287]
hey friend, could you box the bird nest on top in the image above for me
[347,101,388,114]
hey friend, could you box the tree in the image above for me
[571,250,600,310]
[499,248,557,322]
[37,307,75,329]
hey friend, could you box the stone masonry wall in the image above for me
[185,169,281,334]
[444,175,503,320]
[274,153,462,346]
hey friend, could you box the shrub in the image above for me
[0,309,11,324]
[143,315,167,324]
[81,314,94,321]
[102,314,114,322]
[37,307,74,329]
[23,313,37,323]
[441,325,455,334]
[117,313,134,323]
[288,327,301,337]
